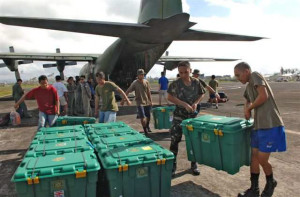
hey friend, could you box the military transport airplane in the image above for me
[0,0,263,88]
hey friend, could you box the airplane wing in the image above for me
[176,29,264,41]
[0,52,100,61]
[0,16,149,38]
[157,56,239,70]
[0,16,264,41]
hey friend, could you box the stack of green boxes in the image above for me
[55,116,96,127]
[182,115,253,175]
[152,106,175,129]
[87,122,174,197]
[11,125,100,197]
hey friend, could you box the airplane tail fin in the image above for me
[138,0,183,24]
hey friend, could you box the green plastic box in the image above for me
[38,125,85,134]
[55,116,96,127]
[31,131,87,145]
[98,142,174,197]
[93,133,152,152]
[26,139,93,157]
[152,106,175,129]
[12,152,100,197]
[88,126,139,141]
[182,115,253,175]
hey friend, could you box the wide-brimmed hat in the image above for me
[192,69,200,75]
[137,69,145,75]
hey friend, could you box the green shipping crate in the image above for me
[152,106,175,129]
[182,115,253,175]
[55,116,96,126]
[88,126,139,141]
[38,125,85,134]
[26,139,93,157]
[98,142,174,197]
[12,152,100,197]
[93,133,152,152]
[31,131,87,145]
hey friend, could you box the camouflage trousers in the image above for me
[169,107,197,157]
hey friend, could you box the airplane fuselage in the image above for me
[80,0,184,88]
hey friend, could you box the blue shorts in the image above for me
[251,126,287,153]
[210,93,216,99]
[137,105,151,119]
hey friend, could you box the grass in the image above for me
[0,83,38,97]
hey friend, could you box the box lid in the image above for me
[31,132,87,144]
[93,133,152,151]
[99,142,174,169]
[12,152,100,182]
[38,125,85,134]
[182,115,253,133]
[26,139,93,157]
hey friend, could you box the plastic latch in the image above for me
[62,120,67,125]
[27,178,33,185]
[27,177,39,185]
[119,164,128,172]
[187,125,193,131]
[76,170,86,178]
[214,129,218,135]
[83,120,89,124]
[123,164,128,171]
[157,159,161,165]
[33,177,39,184]
[218,130,223,137]
[161,108,166,112]
[161,158,166,165]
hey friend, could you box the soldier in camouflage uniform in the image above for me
[167,61,205,177]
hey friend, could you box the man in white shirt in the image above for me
[53,76,68,115]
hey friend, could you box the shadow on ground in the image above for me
[171,181,221,197]
[0,149,27,197]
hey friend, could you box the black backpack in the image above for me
[0,113,10,127]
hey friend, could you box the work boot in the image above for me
[147,127,152,133]
[172,161,177,178]
[261,179,277,197]
[191,162,200,176]
[238,173,260,197]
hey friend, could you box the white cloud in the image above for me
[0,0,300,82]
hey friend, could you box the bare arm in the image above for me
[192,94,205,111]
[244,85,268,119]
[14,94,27,109]
[244,99,251,120]
[167,93,193,112]
[147,86,152,105]
[117,87,131,106]
[55,100,60,115]
[94,95,100,116]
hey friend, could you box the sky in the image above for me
[0,0,300,82]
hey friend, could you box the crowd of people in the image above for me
[12,61,286,197]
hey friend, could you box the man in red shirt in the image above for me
[14,75,59,129]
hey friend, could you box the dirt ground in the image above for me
[0,82,299,197]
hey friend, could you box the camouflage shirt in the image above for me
[168,77,205,119]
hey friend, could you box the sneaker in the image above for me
[237,188,259,197]
[191,162,200,176]
[216,105,218,109]
[147,127,152,133]
[261,180,277,197]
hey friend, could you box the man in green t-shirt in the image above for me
[122,69,153,134]
[234,62,286,197]
[208,75,219,109]
[94,72,131,123]
[12,79,32,118]
[192,69,219,111]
